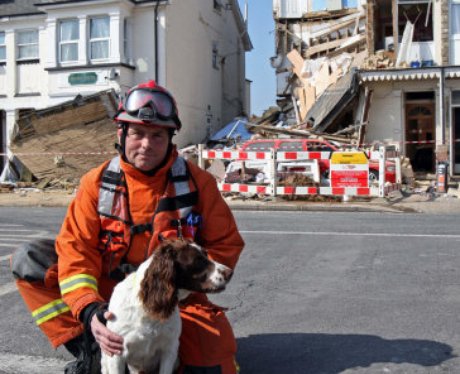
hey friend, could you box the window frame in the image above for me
[123,17,132,64]
[16,29,39,61]
[58,18,79,63]
[89,15,110,62]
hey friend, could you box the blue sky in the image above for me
[238,0,277,116]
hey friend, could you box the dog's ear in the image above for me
[139,242,178,320]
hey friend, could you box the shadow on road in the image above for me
[237,333,454,374]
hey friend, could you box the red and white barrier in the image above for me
[201,150,272,161]
[219,183,271,194]
[276,186,374,196]
[217,184,383,197]
[276,151,331,161]
[200,145,401,198]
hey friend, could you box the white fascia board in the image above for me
[44,3,129,19]
[36,0,129,12]
[135,1,169,8]
[0,14,46,25]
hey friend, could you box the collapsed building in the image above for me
[268,0,460,178]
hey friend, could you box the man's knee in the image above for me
[179,295,237,372]
[11,238,57,281]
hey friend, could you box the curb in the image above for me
[227,202,415,213]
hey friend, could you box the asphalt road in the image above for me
[1,207,460,373]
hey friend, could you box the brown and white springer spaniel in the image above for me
[101,239,233,374]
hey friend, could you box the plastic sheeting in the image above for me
[209,117,252,142]
[0,156,34,184]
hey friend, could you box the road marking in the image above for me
[0,352,68,374]
[0,229,50,239]
[0,229,37,231]
[0,224,24,227]
[240,230,460,239]
[0,282,17,297]
[0,243,23,248]
[0,238,32,242]
[0,254,11,262]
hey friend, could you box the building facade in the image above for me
[362,0,460,176]
[0,0,252,170]
[272,0,460,177]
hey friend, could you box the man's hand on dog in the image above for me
[91,311,124,356]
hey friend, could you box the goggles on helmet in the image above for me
[123,88,180,126]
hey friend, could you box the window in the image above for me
[123,18,131,64]
[212,41,219,69]
[279,141,303,151]
[89,16,110,60]
[453,91,460,106]
[398,2,433,42]
[308,142,334,152]
[213,0,223,11]
[59,19,79,62]
[246,141,274,151]
[453,4,460,35]
[17,30,38,60]
[408,106,432,116]
[0,32,5,61]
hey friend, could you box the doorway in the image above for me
[405,92,435,172]
[453,91,460,173]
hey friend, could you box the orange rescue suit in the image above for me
[15,148,244,373]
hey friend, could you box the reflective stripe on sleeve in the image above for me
[31,299,70,325]
[59,274,98,295]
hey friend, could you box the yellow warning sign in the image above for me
[330,152,369,165]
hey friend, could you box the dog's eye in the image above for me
[192,256,209,272]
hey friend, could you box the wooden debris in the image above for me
[278,173,318,187]
[10,90,118,181]
[246,122,354,144]
[0,184,14,193]
[315,61,331,98]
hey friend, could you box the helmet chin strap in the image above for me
[114,123,129,162]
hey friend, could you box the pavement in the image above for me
[1,185,460,214]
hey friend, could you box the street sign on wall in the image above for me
[68,72,98,85]
[330,151,369,188]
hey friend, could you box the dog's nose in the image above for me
[219,266,233,281]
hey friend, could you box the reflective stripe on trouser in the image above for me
[16,279,84,348]
[32,298,70,325]
[179,293,238,374]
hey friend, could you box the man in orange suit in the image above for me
[12,80,244,374]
